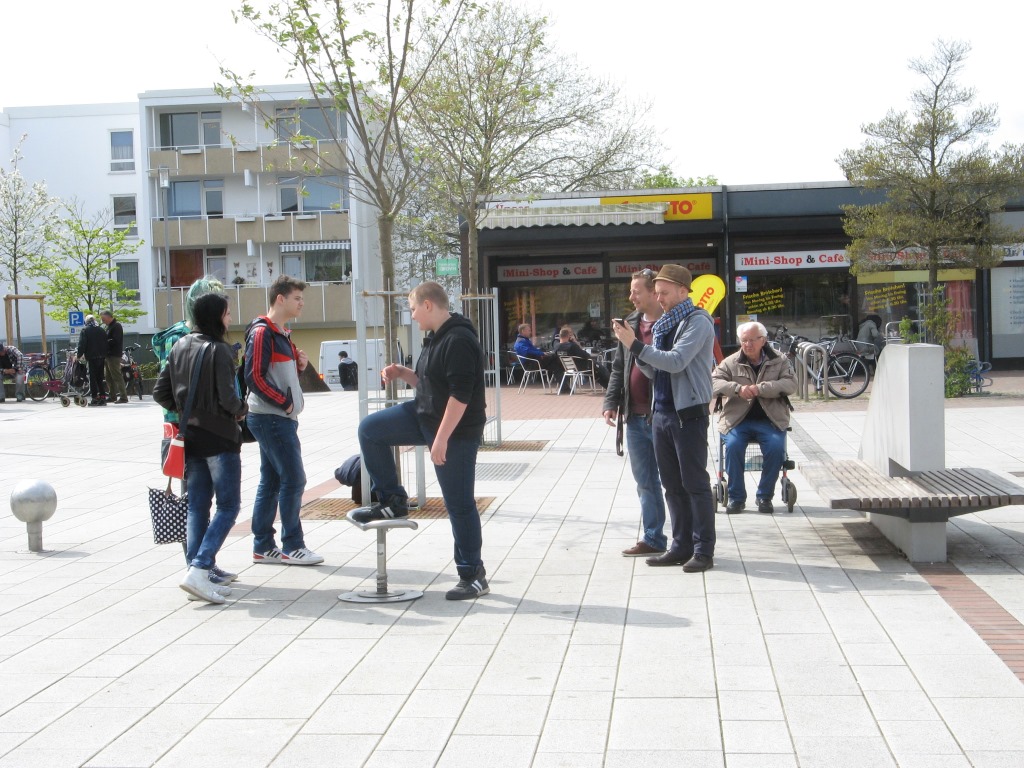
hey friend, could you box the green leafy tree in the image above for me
[33,200,145,323]
[221,0,472,368]
[634,164,718,189]
[407,1,666,292]
[0,135,58,346]
[838,39,1024,300]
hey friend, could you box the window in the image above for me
[278,175,342,213]
[112,195,137,237]
[305,248,350,282]
[110,131,134,172]
[115,261,140,302]
[169,179,224,218]
[159,111,221,148]
[206,248,227,282]
[275,106,344,142]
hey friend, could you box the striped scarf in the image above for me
[652,298,696,349]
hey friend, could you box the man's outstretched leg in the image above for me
[351,401,425,523]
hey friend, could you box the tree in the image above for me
[220,0,471,367]
[32,200,145,323]
[634,164,718,189]
[406,2,666,293]
[838,39,1024,299]
[0,135,58,346]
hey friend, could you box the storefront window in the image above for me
[735,272,852,341]
[503,283,609,349]
[991,265,1024,359]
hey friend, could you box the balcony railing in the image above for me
[148,140,346,177]
[153,281,354,327]
[151,211,350,248]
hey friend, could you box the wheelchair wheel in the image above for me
[715,480,728,509]
[60,396,70,407]
[783,479,797,512]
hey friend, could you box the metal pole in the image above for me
[163,188,172,327]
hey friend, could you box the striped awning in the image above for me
[279,240,351,252]
[478,203,667,229]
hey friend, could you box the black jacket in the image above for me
[77,325,108,360]
[106,320,124,357]
[153,333,248,453]
[414,314,486,439]
[602,309,642,416]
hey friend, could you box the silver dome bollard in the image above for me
[10,479,58,553]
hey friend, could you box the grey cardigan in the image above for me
[630,308,715,412]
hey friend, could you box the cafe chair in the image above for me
[516,354,551,394]
[557,354,598,396]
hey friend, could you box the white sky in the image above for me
[3,0,1020,186]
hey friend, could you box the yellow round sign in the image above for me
[690,274,726,314]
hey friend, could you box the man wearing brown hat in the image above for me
[611,264,716,572]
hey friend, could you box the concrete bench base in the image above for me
[339,512,423,603]
[801,460,1024,562]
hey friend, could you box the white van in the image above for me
[318,339,387,392]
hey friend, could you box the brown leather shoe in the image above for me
[682,554,714,573]
[622,542,666,557]
[646,550,692,567]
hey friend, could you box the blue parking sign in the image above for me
[68,311,85,327]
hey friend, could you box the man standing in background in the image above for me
[100,310,129,404]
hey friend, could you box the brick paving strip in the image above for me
[916,563,1024,682]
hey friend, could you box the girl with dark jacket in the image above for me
[153,293,248,604]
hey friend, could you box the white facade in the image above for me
[1,85,382,343]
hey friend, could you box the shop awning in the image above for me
[478,203,667,229]
[279,240,351,252]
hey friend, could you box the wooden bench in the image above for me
[801,460,1024,561]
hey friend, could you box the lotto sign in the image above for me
[600,193,712,221]
[735,250,849,271]
[690,274,726,314]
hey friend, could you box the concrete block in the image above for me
[868,512,947,562]
[860,343,945,476]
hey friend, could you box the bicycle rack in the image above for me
[794,341,829,401]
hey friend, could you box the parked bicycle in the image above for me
[23,352,63,402]
[121,343,144,400]
[772,325,871,399]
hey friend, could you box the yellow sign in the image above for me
[600,193,713,221]
[690,274,726,314]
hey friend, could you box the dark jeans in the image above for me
[248,413,307,554]
[86,357,106,401]
[185,451,241,570]
[652,409,715,557]
[358,401,483,579]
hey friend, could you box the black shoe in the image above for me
[446,567,489,600]
[646,550,692,567]
[350,498,409,524]
[757,498,774,514]
[683,554,714,573]
[726,501,745,514]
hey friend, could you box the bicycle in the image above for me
[23,352,63,402]
[772,325,871,399]
[121,343,145,400]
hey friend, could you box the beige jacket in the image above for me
[711,346,796,433]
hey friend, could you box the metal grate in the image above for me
[480,440,548,452]
[475,462,529,481]
[300,496,495,520]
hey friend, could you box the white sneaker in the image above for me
[187,584,231,601]
[282,548,324,566]
[253,547,286,564]
[179,567,227,604]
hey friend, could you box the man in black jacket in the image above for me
[554,327,609,389]
[351,281,489,600]
[100,311,129,404]
[76,315,108,406]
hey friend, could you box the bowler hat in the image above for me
[653,264,693,289]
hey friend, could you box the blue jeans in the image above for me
[358,401,483,579]
[185,451,241,570]
[248,414,307,554]
[625,414,667,550]
[723,418,786,503]
[652,410,715,557]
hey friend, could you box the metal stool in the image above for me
[339,511,423,603]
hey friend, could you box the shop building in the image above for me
[476,183,1023,366]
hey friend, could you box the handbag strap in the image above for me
[177,341,210,440]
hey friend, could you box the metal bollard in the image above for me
[10,479,58,552]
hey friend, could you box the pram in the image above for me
[710,426,797,513]
[59,353,90,407]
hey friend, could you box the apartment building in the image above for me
[1,85,381,353]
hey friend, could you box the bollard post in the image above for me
[10,479,58,553]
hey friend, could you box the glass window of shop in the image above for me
[992,263,1024,359]
[734,271,853,341]
[502,282,610,351]
[855,269,978,355]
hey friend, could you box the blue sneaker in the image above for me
[209,565,237,584]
